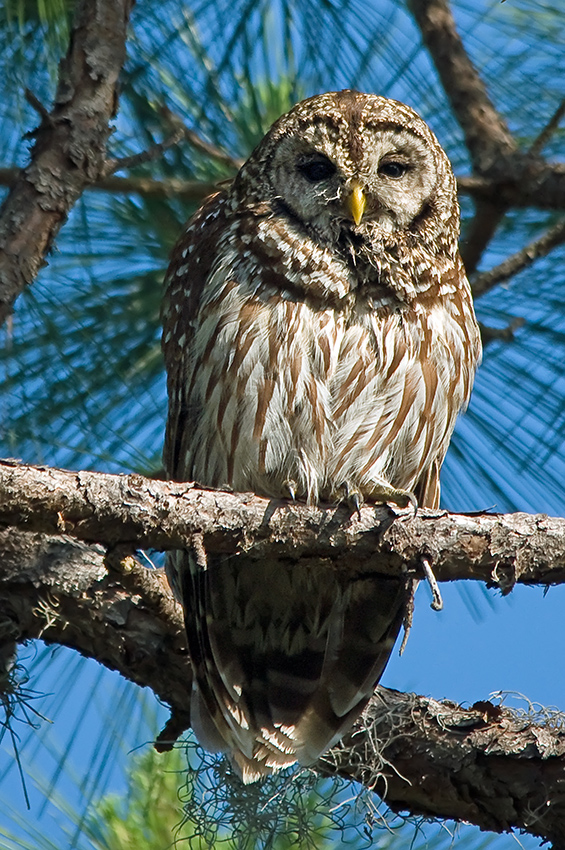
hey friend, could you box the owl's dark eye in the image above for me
[378,161,409,178]
[297,157,337,183]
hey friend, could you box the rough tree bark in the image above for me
[1,460,565,588]
[0,0,135,324]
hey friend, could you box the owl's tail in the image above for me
[169,549,407,783]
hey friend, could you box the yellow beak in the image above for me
[347,182,366,226]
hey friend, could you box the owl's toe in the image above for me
[340,480,418,513]
[283,478,298,501]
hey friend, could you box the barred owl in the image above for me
[162,90,481,782]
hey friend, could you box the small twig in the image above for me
[460,200,508,274]
[105,126,185,175]
[480,317,525,347]
[399,578,419,655]
[183,126,244,170]
[528,99,565,159]
[24,89,52,125]
[421,556,443,611]
[472,216,565,298]
[161,106,243,170]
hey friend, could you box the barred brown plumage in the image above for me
[162,90,481,782]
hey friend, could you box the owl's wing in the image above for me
[162,191,228,481]
[413,458,441,508]
[413,267,481,509]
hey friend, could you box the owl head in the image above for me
[232,90,459,252]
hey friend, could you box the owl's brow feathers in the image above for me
[271,90,437,161]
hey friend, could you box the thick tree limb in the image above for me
[1,460,565,589]
[0,0,134,326]
[2,525,565,845]
[0,528,189,712]
[326,688,565,848]
[407,0,516,171]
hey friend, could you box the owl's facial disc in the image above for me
[266,124,437,242]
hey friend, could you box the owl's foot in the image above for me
[340,480,418,514]
[368,482,418,513]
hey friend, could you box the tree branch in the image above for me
[0,528,191,716]
[0,166,219,202]
[1,460,565,589]
[528,98,565,159]
[407,0,516,172]
[460,200,508,275]
[480,317,525,347]
[325,688,565,848]
[2,523,565,845]
[472,217,565,298]
[0,0,134,326]
[105,127,186,175]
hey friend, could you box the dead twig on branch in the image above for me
[472,217,565,298]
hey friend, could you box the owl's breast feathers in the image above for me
[163,191,480,504]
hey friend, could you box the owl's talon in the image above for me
[390,488,418,512]
[339,482,363,519]
[283,479,297,501]
[350,491,362,520]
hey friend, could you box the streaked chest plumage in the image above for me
[167,201,477,505]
